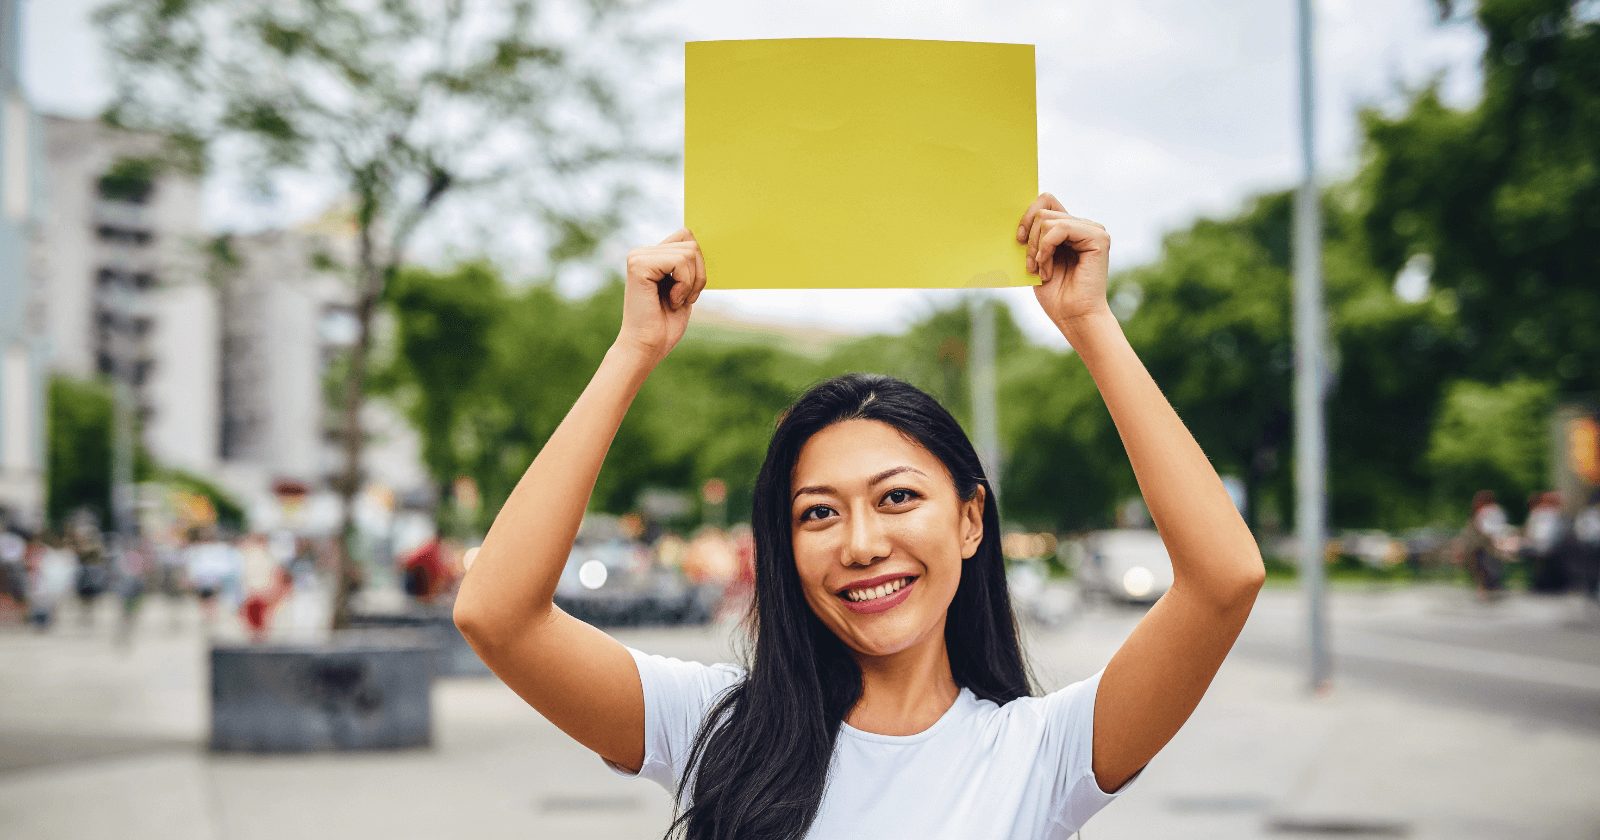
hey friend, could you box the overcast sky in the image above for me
[24,0,1484,345]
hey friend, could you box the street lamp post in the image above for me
[970,295,1001,504]
[1294,0,1332,692]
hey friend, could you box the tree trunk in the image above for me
[330,237,384,631]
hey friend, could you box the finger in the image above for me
[660,227,692,245]
[1039,217,1109,255]
[662,240,705,299]
[635,251,687,293]
[689,244,707,304]
[1029,210,1071,262]
[673,251,698,308]
[1017,192,1066,241]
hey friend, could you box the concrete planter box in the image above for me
[346,604,491,678]
[209,630,438,753]
[554,582,722,628]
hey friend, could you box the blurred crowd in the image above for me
[0,518,330,643]
[1455,489,1600,602]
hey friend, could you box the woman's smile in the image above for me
[837,575,919,614]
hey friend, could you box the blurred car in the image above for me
[1075,529,1174,605]
[1006,556,1074,628]
[553,536,720,627]
[1332,530,1407,570]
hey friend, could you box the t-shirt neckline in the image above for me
[838,686,975,744]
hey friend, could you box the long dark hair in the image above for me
[665,373,1036,840]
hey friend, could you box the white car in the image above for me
[1076,529,1175,604]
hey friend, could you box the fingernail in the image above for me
[1017,225,1026,241]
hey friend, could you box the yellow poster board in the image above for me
[685,38,1038,290]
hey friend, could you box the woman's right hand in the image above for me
[616,228,706,365]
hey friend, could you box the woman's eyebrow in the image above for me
[792,465,929,502]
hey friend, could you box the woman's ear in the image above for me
[960,484,986,560]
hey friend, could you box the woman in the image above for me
[454,193,1266,839]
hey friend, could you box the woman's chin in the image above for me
[836,615,931,659]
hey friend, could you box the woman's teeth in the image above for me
[844,577,911,602]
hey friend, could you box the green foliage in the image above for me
[1427,377,1556,507]
[1113,194,1298,529]
[46,376,248,532]
[95,156,158,202]
[46,377,115,529]
[998,348,1130,530]
[1360,0,1600,394]
[385,262,504,489]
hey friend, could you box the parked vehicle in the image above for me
[553,536,720,627]
[1006,556,1074,628]
[1074,529,1174,605]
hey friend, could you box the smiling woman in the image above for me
[454,196,1265,840]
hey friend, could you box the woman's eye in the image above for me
[799,490,917,523]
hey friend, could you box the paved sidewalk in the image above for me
[0,586,1596,839]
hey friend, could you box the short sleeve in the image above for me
[1040,667,1144,833]
[600,646,745,794]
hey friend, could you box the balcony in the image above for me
[94,200,153,234]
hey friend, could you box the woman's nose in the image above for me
[845,509,892,566]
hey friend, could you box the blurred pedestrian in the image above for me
[151,533,187,631]
[1462,490,1510,601]
[1573,489,1600,602]
[0,524,28,615]
[184,528,240,631]
[399,534,454,604]
[1523,491,1568,593]
[70,523,110,627]
[114,541,153,647]
[26,535,75,631]
[237,534,289,642]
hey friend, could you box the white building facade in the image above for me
[0,0,46,530]
[36,115,426,533]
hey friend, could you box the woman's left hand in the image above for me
[1018,192,1112,330]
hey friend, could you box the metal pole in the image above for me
[969,295,1001,505]
[1294,0,1332,692]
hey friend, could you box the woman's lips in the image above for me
[837,576,917,615]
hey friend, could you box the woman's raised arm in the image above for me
[1020,193,1266,795]
[453,228,706,773]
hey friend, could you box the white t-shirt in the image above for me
[603,646,1141,838]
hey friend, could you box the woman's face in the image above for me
[788,419,985,659]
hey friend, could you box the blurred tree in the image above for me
[45,376,115,530]
[383,262,503,534]
[1362,0,1600,394]
[1104,186,1464,532]
[97,0,671,626]
[818,298,1032,429]
[1426,377,1556,510]
[998,348,1131,532]
[630,336,821,525]
[1111,195,1299,531]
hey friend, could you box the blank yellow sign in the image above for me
[685,38,1038,290]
